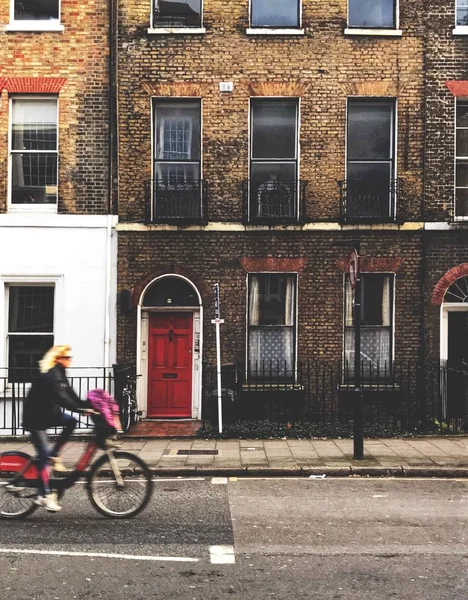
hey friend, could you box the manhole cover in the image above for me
[177,449,219,456]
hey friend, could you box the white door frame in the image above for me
[136,275,203,419]
[440,303,468,361]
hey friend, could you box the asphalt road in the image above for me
[1,477,468,599]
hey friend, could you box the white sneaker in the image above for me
[34,493,62,512]
[50,457,70,474]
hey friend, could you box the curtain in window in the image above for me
[249,275,294,376]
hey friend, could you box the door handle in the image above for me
[168,329,173,342]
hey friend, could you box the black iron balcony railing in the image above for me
[152,3,202,27]
[339,178,402,224]
[145,179,208,224]
[242,179,307,224]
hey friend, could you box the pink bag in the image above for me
[87,388,122,432]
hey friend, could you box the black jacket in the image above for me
[23,365,85,431]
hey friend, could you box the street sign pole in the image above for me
[351,245,364,460]
[212,283,224,433]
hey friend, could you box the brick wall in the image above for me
[116,231,424,364]
[117,0,425,223]
[0,0,110,214]
[424,2,468,220]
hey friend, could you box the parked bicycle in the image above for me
[0,409,152,520]
[120,374,142,433]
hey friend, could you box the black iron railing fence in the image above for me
[0,368,114,437]
[145,179,208,224]
[202,360,468,435]
[242,179,307,224]
[338,178,402,223]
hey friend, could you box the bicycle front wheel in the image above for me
[0,451,38,519]
[87,451,152,518]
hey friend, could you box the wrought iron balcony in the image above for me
[242,179,307,225]
[145,179,208,224]
[339,178,402,224]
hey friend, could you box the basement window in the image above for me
[7,0,64,31]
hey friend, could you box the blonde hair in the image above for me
[39,345,72,374]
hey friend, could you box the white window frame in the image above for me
[246,0,304,35]
[344,0,402,36]
[248,97,300,222]
[343,272,395,376]
[345,97,397,221]
[455,98,468,220]
[148,0,206,34]
[0,275,63,394]
[6,0,64,32]
[246,272,298,379]
[8,95,59,213]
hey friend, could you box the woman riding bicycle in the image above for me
[22,345,89,512]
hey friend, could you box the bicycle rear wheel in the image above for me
[87,451,152,518]
[120,392,131,433]
[0,451,38,519]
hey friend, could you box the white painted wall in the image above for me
[0,214,118,371]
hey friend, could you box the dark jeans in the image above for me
[29,413,77,495]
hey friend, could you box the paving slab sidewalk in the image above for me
[2,436,468,477]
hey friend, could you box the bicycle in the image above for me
[0,410,153,520]
[120,375,142,433]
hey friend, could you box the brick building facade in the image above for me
[0,0,117,393]
[115,0,439,422]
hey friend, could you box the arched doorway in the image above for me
[138,275,202,419]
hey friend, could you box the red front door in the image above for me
[148,313,193,417]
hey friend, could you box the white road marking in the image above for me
[209,545,235,564]
[0,548,198,563]
[211,477,228,485]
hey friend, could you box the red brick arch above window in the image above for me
[1,77,67,93]
[240,257,307,272]
[446,81,468,97]
[432,264,468,305]
[335,257,404,273]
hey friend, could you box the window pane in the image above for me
[251,162,296,183]
[457,129,468,157]
[11,153,58,204]
[456,188,468,217]
[457,7,468,26]
[252,101,297,159]
[348,102,392,160]
[456,160,468,186]
[8,335,54,380]
[9,287,54,333]
[249,274,295,326]
[362,275,386,325]
[249,328,294,375]
[347,162,391,180]
[155,102,200,161]
[155,0,202,26]
[14,0,59,21]
[155,163,200,185]
[251,0,299,27]
[456,102,468,127]
[12,99,58,151]
[344,328,391,373]
[349,0,395,28]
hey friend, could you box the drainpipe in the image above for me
[103,0,118,369]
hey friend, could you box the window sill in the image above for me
[344,27,402,37]
[246,27,305,36]
[5,22,64,32]
[453,26,468,35]
[8,204,57,214]
[147,27,205,35]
